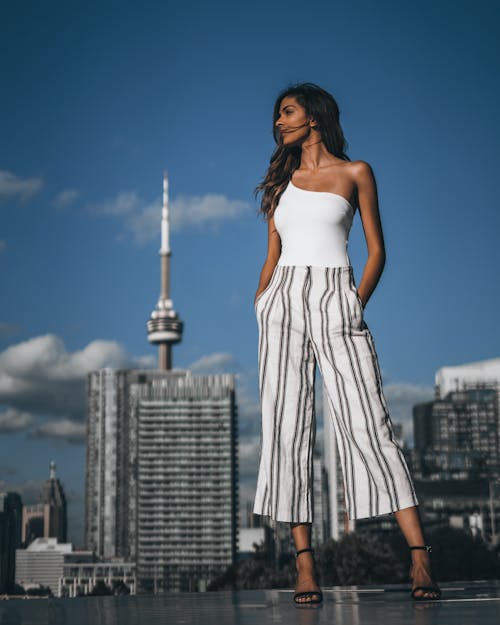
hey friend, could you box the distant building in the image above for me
[0,492,22,593]
[59,553,136,597]
[413,387,499,479]
[408,358,500,544]
[15,537,136,597]
[411,478,499,542]
[16,537,72,595]
[434,357,500,399]
[21,461,67,546]
[85,368,239,592]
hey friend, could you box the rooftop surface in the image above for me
[1,580,500,624]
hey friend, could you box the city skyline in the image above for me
[1,0,499,545]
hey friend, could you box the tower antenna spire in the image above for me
[146,171,183,369]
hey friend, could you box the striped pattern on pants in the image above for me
[252,264,419,523]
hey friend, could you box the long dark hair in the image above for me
[254,82,350,220]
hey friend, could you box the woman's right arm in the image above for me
[254,213,281,305]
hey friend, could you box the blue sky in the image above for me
[1,0,499,545]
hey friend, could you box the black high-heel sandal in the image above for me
[293,547,323,605]
[409,545,442,600]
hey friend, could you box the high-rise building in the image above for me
[85,368,238,592]
[85,368,172,559]
[413,388,499,479]
[129,372,238,592]
[414,358,500,480]
[409,358,500,544]
[434,357,500,399]
[21,461,67,546]
[0,492,22,593]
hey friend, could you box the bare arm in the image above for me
[353,161,386,308]
[254,213,281,305]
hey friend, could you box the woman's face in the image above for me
[275,96,312,145]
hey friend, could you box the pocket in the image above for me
[354,289,364,312]
[254,266,278,311]
[348,272,364,315]
[254,282,271,310]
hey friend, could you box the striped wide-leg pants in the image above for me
[252,263,419,523]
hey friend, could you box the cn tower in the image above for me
[146,171,184,369]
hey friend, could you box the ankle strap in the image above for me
[296,547,314,557]
[409,545,432,552]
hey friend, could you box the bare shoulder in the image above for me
[348,159,375,181]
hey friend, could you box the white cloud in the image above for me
[0,240,5,252]
[0,334,128,382]
[0,407,35,433]
[0,170,43,202]
[86,190,250,245]
[0,333,147,423]
[120,198,166,245]
[53,189,79,209]
[28,417,86,444]
[87,191,141,216]
[170,193,250,230]
[383,381,434,405]
[133,354,157,368]
[188,351,238,374]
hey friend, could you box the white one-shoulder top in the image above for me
[274,180,356,268]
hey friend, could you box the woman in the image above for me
[252,82,442,605]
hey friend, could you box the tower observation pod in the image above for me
[146,171,184,370]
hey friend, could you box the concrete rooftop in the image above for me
[1,579,500,624]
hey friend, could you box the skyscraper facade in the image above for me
[409,358,500,543]
[414,389,498,476]
[129,372,238,591]
[85,368,238,591]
